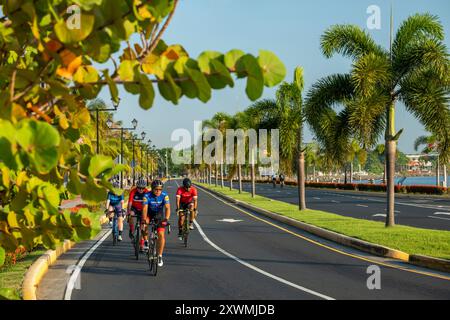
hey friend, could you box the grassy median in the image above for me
[197,182,450,260]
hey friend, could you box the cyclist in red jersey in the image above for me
[127,179,149,245]
[176,178,198,240]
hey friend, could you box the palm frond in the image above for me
[321,25,386,60]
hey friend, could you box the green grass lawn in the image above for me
[197,182,450,260]
[0,249,46,300]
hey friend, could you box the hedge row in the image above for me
[224,179,448,195]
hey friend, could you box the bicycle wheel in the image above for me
[134,222,140,260]
[183,211,189,248]
[148,228,158,276]
[112,217,118,246]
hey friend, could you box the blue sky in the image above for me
[99,0,450,154]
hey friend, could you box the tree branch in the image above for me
[138,0,179,63]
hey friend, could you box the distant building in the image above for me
[405,154,433,173]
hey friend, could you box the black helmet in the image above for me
[136,179,147,189]
[151,179,164,190]
[182,178,192,189]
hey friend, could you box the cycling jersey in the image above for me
[176,186,198,204]
[143,191,170,214]
[107,192,123,206]
[128,187,149,211]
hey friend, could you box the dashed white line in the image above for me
[194,220,335,300]
[356,204,369,208]
[428,216,450,221]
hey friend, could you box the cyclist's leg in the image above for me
[188,202,196,223]
[141,214,149,249]
[178,203,187,230]
[155,212,165,256]
[116,205,124,236]
[108,205,115,223]
[128,209,135,236]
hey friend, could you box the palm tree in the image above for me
[306,13,450,227]
[414,134,448,187]
[276,67,306,209]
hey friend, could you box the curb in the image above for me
[22,214,109,300]
[22,240,75,300]
[196,184,450,274]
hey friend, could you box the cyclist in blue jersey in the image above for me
[142,179,170,267]
[105,182,125,241]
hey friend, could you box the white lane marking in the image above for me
[356,204,369,208]
[433,212,450,216]
[428,216,450,221]
[331,200,340,203]
[194,220,335,300]
[217,219,243,223]
[372,214,386,217]
[313,197,321,200]
[322,191,450,211]
[64,229,112,300]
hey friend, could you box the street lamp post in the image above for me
[125,131,146,186]
[106,118,138,188]
[89,98,120,154]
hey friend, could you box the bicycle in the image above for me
[128,214,142,260]
[105,208,121,246]
[178,208,192,248]
[146,218,170,276]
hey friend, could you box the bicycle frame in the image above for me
[129,214,142,260]
[178,208,191,248]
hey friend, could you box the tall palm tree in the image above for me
[276,67,305,209]
[306,13,450,227]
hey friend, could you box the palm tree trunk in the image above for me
[220,163,224,188]
[385,101,396,227]
[230,170,233,191]
[251,162,256,198]
[238,164,242,194]
[443,164,448,188]
[344,165,348,184]
[215,162,218,187]
[386,139,396,227]
[298,152,306,210]
[436,155,440,187]
[350,162,353,183]
[209,164,212,185]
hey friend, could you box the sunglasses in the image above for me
[153,188,163,192]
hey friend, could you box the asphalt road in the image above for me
[211,179,450,231]
[49,180,450,300]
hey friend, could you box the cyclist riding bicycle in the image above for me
[105,182,125,241]
[176,178,198,240]
[142,179,170,267]
[127,179,149,243]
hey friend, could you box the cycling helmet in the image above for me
[151,179,164,190]
[182,178,192,189]
[136,178,147,189]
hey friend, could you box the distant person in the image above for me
[272,174,277,188]
[279,173,285,188]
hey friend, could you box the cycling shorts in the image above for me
[109,204,124,218]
